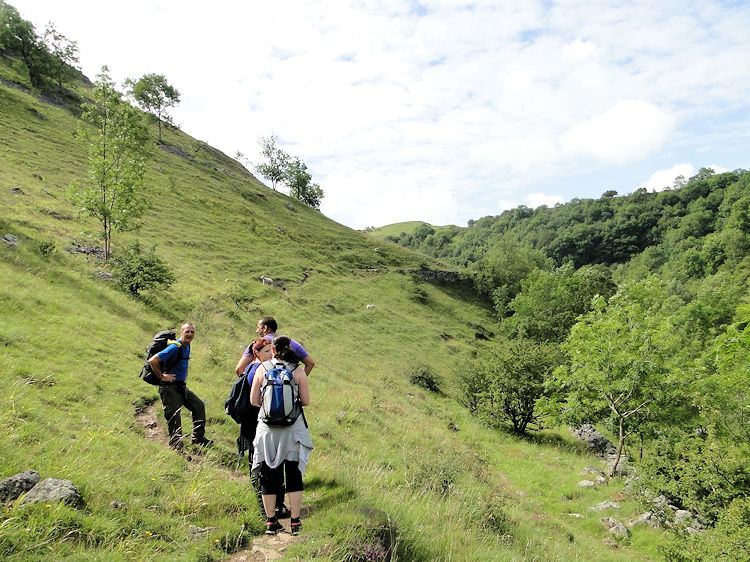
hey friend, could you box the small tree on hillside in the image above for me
[42,22,79,93]
[68,67,150,260]
[465,338,562,433]
[543,277,685,476]
[125,73,180,143]
[284,156,324,209]
[255,134,289,190]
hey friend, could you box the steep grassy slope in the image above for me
[0,65,668,560]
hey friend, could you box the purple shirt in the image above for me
[242,335,309,360]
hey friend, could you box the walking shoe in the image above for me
[275,505,291,519]
[191,437,213,447]
[265,518,283,535]
[290,517,302,536]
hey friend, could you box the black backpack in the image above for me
[139,329,181,385]
[225,363,257,423]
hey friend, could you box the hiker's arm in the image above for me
[148,354,176,383]
[295,367,310,406]
[301,354,315,376]
[235,355,252,376]
[250,365,264,407]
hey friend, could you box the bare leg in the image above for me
[287,490,302,519]
[261,494,276,518]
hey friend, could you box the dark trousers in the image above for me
[158,383,206,446]
[259,460,303,495]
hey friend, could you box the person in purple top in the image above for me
[234,316,315,376]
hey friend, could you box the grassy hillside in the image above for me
[0,61,669,560]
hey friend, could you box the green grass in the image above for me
[0,57,670,560]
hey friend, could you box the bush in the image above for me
[407,366,442,393]
[37,239,56,256]
[110,241,175,296]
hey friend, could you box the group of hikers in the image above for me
[146,316,315,536]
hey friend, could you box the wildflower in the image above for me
[145,531,153,536]
[45,504,51,508]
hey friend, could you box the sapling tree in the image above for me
[284,156,324,209]
[68,67,150,260]
[125,73,180,142]
[254,134,289,191]
[544,276,685,475]
[42,22,79,92]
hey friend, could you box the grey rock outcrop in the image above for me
[572,424,617,457]
[19,477,83,508]
[600,517,630,538]
[0,470,40,503]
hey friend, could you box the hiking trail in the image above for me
[135,400,303,560]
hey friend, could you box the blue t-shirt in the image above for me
[245,362,260,385]
[156,342,190,382]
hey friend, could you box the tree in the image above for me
[465,338,562,433]
[0,2,51,89]
[545,277,685,475]
[284,156,324,209]
[111,241,175,296]
[42,22,79,93]
[125,73,180,143]
[68,67,150,260]
[254,134,288,190]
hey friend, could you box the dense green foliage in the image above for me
[381,172,750,552]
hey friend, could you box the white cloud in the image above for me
[526,193,565,208]
[12,0,750,229]
[640,164,696,192]
[563,100,676,164]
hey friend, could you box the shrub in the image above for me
[407,366,442,393]
[37,239,56,256]
[110,241,175,296]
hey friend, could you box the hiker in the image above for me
[236,337,292,519]
[148,322,212,449]
[251,335,313,536]
[235,316,315,376]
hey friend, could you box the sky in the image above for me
[13,0,750,230]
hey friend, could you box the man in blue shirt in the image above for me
[148,322,212,449]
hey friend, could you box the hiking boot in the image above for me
[290,517,302,536]
[191,437,213,447]
[275,505,291,519]
[265,518,283,535]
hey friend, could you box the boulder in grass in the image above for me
[0,470,40,503]
[20,478,84,508]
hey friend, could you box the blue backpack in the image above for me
[259,360,302,426]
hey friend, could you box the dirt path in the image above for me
[134,400,302,560]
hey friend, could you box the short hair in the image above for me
[251,337,272,358]
[259,316,277,333]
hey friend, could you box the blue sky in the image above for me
[14,0,750,229]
